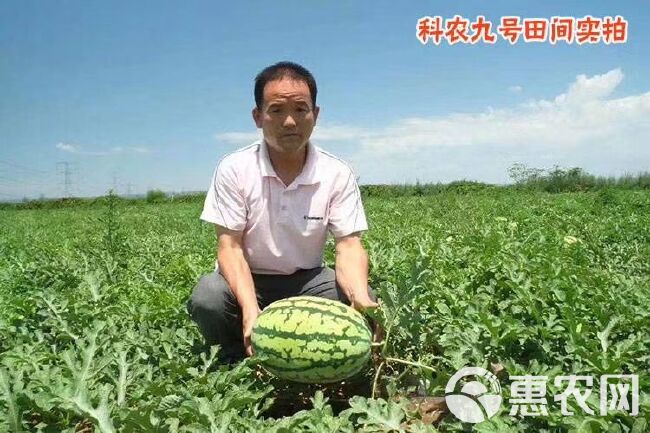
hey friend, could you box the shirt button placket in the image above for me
[279,189,289,223]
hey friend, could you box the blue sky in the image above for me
[1,0,648,199]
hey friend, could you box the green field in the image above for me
[1,188,648,432]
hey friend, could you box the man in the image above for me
[187,61,379,363]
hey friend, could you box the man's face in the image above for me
[252,77,319,154]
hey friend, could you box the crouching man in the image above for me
[187,61,378,363]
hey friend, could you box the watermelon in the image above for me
[251,296,373,383]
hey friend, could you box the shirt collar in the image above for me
[258,139,319,187]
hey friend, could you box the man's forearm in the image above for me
[335,243,371,303]
[217,247,259,314]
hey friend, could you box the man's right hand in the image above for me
[242,307,262,357]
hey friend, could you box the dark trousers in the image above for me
[186,266,376,363]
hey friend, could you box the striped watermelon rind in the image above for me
[251,296,373,383]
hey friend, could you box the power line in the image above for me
[0,173,59,184]
[0,159,48,175]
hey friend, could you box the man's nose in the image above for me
[283,115,297,128]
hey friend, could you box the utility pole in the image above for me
[112,172,119,194]
[57,161,73,198]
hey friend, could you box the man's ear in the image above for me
[313,105,320,123]
[252,107,263,128]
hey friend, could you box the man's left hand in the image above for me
[351,295,385,354]
[351,295,379,313]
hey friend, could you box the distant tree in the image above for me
[508,163,544,185]
[146,189,167,203]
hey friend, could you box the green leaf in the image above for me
[597,318,619,354]
[631,419,647,433]
[345,396,406,432]
[0,368,24,432]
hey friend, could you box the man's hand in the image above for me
[351,295,384,355]
[350,294,379,313]
[242,307,262,357]
[351,293,382,341]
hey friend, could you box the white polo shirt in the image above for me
[200,139,368,275]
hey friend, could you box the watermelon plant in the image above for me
[0,188,648,432]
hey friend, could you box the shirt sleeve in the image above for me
[328,168,368,238]
[200,159,247,231]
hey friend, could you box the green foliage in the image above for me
[2,168,649,210]
[508,163,650,193]
[0,189,648,431]
[146,189,168,203]
[360,181,495,199]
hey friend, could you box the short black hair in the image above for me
[254,61,317,109]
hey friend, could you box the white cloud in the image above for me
[214,124,372,144]
[508,85,523,93]
[55,143,151,156]
[312,124,374,141]
[555,68,623,105]
[56,142,78,153]
[214,131,261,144]
[212,69,649,183]
[353,68,649,154]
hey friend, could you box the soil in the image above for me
[260,368,376,418]
[259,367,449,427]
